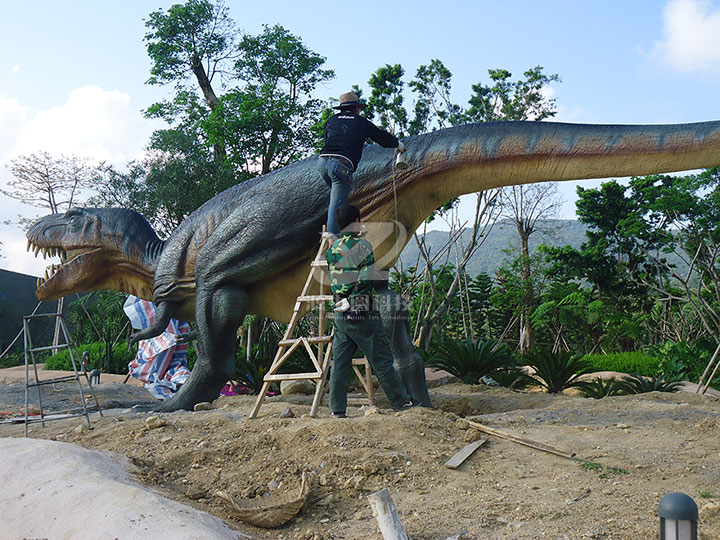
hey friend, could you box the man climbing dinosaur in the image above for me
[318,91,405,235]
[326,204,415,417]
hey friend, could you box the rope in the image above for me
[391,157,399,224]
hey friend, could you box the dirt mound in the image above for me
[2,384,720,539]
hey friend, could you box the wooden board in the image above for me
[444,438,488,469]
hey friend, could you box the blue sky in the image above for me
[2,0,720,276]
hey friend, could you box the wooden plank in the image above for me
[444,438,488,469]
[263,373,322,381]
[298,295,333,302]
[466,420,577,460]
[278,335,332,346]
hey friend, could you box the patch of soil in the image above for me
[2,382,720,539]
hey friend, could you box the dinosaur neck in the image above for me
[350,120,720,234]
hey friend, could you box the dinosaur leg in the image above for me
[375,286,433,407]
[157,284,249,412]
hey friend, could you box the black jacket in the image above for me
[319,111,399,170]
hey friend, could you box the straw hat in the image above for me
[333,91,366,109]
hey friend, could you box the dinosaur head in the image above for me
[26,207,163,301]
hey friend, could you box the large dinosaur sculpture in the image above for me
[26,120,720,411]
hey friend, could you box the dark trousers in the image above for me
[318,156,353,234]
[330,311,410,413]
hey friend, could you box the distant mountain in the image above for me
[397,219,588,277]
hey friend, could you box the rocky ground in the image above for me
[1,378,720,539]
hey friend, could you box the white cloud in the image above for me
[654,0,720,74]
[0,85,159,276]
[0,95,28,164]
[14,85,156,166]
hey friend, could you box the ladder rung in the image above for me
[278,335,332,346]
[298,295,333,302]
[310,260,328,267]
[42,406,101,416]
[263,373,322,381]
[24,413,89,424]
[28,343,72,352]
[27,375,82,386]
[24,313,63,320]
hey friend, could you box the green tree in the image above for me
[144,0,236,161]
[365,64,409,136]
[408,59,464,134]
[466,66,562,352]
[466,66,560,122]
[68,290,129,373]
[206,24,334,173]
[91,128,237,236]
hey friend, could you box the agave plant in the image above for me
[489,367,536,389]
[616,374,683,394]
[576,377,623,399]
[426,338,512,385]
[522,348,591,394]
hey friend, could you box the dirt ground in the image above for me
[1,376,720,540]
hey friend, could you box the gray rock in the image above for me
[280,380,315,395]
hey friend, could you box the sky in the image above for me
[2,0,720,277]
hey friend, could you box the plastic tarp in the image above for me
[123,296,191,400]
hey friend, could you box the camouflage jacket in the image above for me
[326,231,375,304]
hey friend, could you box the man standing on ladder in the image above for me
[326,204,416,417]
[318,91,405,236]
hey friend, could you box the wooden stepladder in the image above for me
[249,232,375,418]
[249,233,335,418]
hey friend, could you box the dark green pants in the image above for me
[330,311,410,414]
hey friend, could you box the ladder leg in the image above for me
[23,321,29,437]
[249,381,273,419]
[58,316,102,428]
[25,319,46,428]
[310,340,333,417]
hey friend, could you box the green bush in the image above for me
[576,377,623,399]
[582,351,658,377]
[426,338,513,385]
[617,374,682,394]
[0,351,26,369]
[645,341,713,382]
[45,341,135,375]
[523,348,591,394]
[490,367,535,389]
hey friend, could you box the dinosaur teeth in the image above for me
[36,278,42,288]
[44,269,49,281]
[34,245,40,256]
[26,240,31,252]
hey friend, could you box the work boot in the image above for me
[332,411,347,418]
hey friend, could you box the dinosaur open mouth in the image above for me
[27,240,102,292]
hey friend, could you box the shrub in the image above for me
[523,348,591,394]
[0,351,26,369]
[616,374,682,394]
[646,341,712,382]
[576,377,623,399]
[45,341,135,375]
[582,351,658,377]
[426,338,513,385]
[489,367,535,389]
